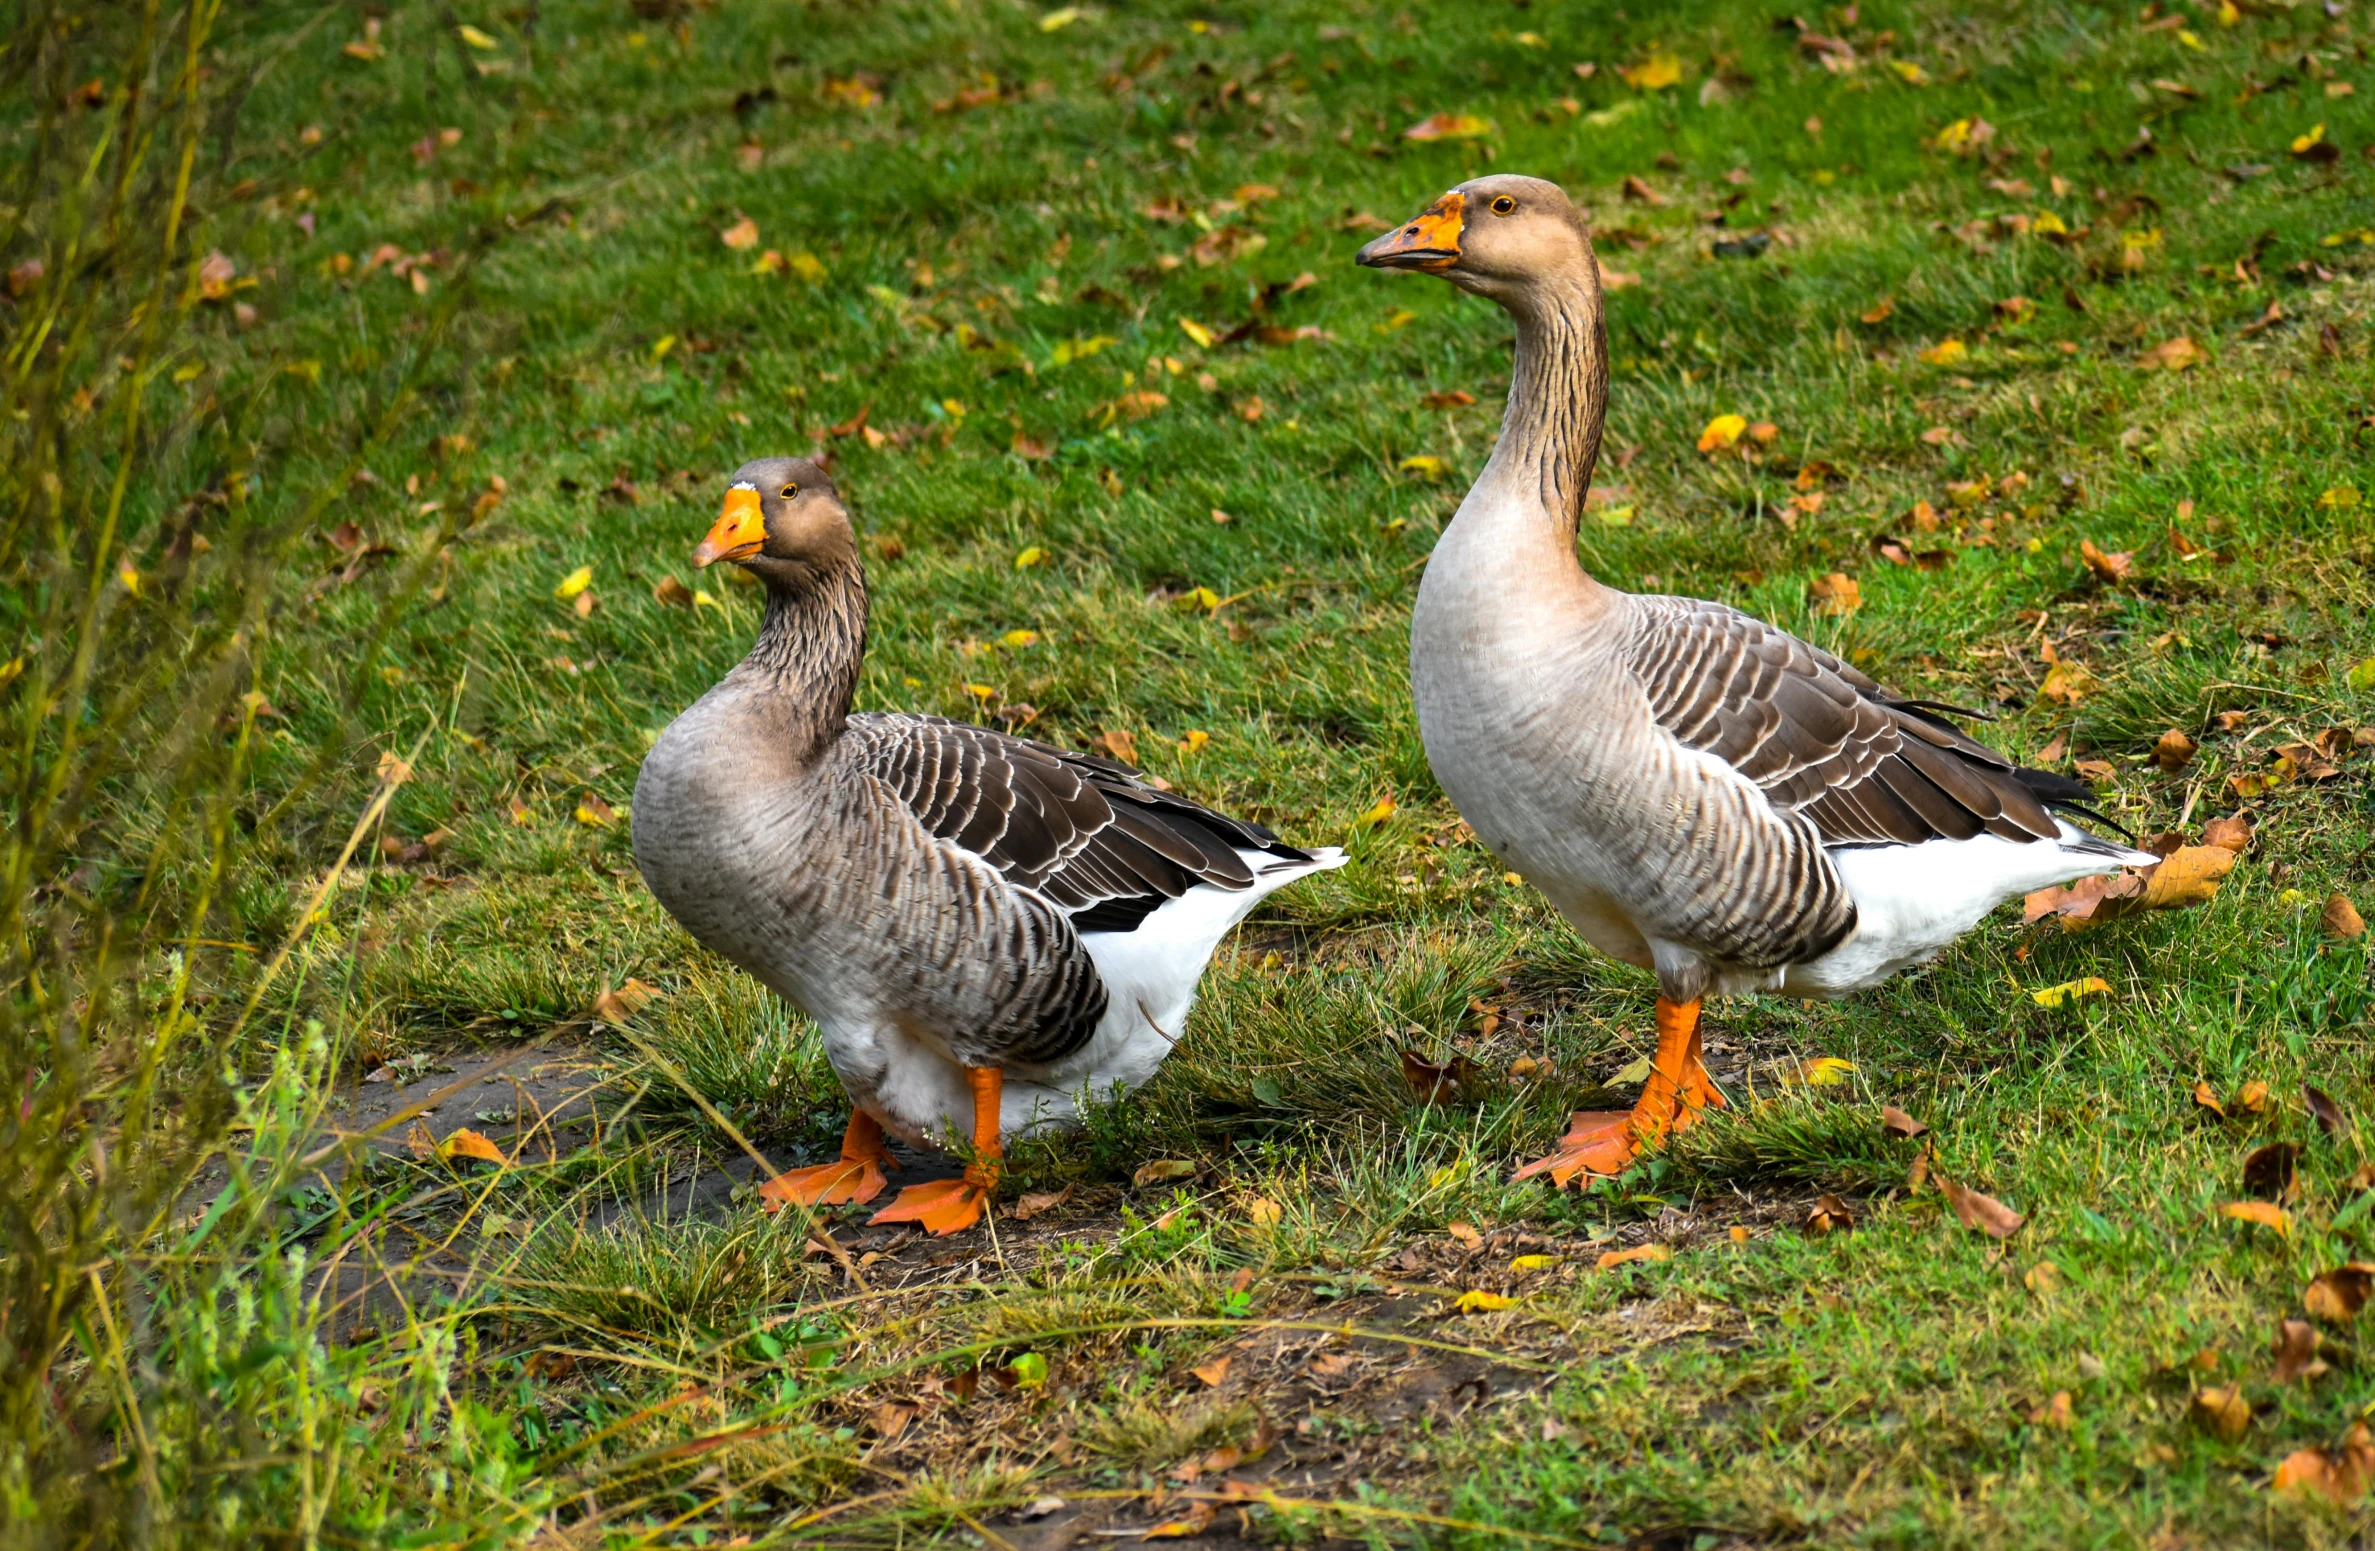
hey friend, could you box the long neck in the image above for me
[735,558,868,761]
[1477,264,1609,550]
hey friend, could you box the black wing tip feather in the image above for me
[2013,765,2140,841]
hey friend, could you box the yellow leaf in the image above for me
[2221,1200,2291,1235]
[2030,976,2112,1008]
[1696,412,1747,452]
[1178,729,1210,754]
[1596,504,1636,527]
[1597,1242,1673,1269]
[1453,1290,1517,1312]
[692,588,719,609]
[1510,1254,1556,1273]
[2032,210,2069,236]
[649,334,676,362]
[2292,123,2327,154]
[1000,629,1040,648]
[1133,1158,1196,1187]
[1618,53,1684,91]
[1403,112,1495,141]
[2177,28,2205,49]
[1176,316,1216,348]
[1247,1196,1281,1226]
[553,565,593,601]
[1038,6,1080,30]
[456,24,499,49]
[1382,308,1418,331]
[2318,486,2361,510]
[1400,454,1447,477]
[117,563,142,598]
[1352,796,1397,829]
[1014,546,1048,569]
[1919,337,1968,366]
[1177,586,1220,612]
[437,1128,507,1165]
[1782,1057,1858,1088]
[1890,59,1931,85]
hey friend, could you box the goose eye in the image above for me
[779,484,798,499]
[1490,195,1517,215]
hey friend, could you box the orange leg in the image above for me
[869,1066,1001,1235]
[1514,997,1724,1188]
[758,1110,893,1210]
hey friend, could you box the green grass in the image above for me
[10,0,2375,1543]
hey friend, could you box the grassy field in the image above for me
[8,0,2375,1544]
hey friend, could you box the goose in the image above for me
[632,458,1344,1234]
[1356,177,2155,1184]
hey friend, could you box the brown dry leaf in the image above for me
[1597,1242,1674,1269]
[2024,1261,2061,1295]
[2305,1264,2375,1322]
[405,1119,437,1160]
[2274,1423,2375,1503]
[1907,1151,1932,1193]
[1089,728,1139,765]
[2139,335,2204,370]
[2323,893,2366,940]
[2074,759,2116,784]
[1422,389,1477,409]
[1860,297,1895,324]
[1246,1196,1282,1227]
[2219,1200,2291,1235]
[2136,846,2237,910]
[2274,1319,2325,1383]
[1189,1355,1232,1388]
[1939,1177,2024,1238]
[1620,174,1669,205]
[1446,1220,1484,1250]
[2238,1080,2270,1115]
[1809,572,1860,615]
[2153,728,2197,771]
[1805,1193,1855,1235]
[2192,1080,2228,1118]
[437,1127,507,1166]
[2242,1142,2301,1202]
[1132,1159,1196,1188]
[652,575,694,608]
[1013,1184,1073,1221]
[2305,1084,2347,1136]
[1310,1352,1355,1379]
[2036,661,2096,705]
[591,977,660,1026]
[2200,813,2253,854]
[869,1401,915,1441]
[2027,1390,2073,1428]
[1400,1048,1475,1104]
[1142,1501,1218,1539]
[2079,539,2134,583]
[2190,1385,2251,1442]
[1880,1104,1928,1139]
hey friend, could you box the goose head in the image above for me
[697,456,856,590]
[1354,174,1594,305]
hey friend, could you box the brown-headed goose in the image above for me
[1356,176,2154,1184]
[632,458,1342,1234]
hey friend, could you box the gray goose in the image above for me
[632,458,1343,1233]
[1357,176,2153,1184]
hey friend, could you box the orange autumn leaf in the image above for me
[437,1127,507,1166]
[2219,1200,2290,1235]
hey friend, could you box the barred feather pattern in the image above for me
[634,554,1312,1075]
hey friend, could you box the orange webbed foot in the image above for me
[757,1155,888,1210]
[869,1170,994,1235]
[1513,1111,1642,1187]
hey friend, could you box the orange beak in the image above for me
[695,486,765,568]
[1355,191,1464,272]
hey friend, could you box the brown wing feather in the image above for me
[1627,597,2062,849]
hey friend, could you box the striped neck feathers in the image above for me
[1479,263,1610,549]
[738,556,869,759]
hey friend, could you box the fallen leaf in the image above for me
[1310,1352,1355,1379]
[574,794,617,828]
[1919,337,1968,367]
[1352,795,1397,829]
[2138,335,2202,370]
[1454,1289,1517,1312]
[1620,174,1669,205]
[1013,1185,1073,1220]
[719,217,759,250]
[1401,1048,1476,1104]
[1142,1502,1218,1539]
[2220,1200,2291,1235]
[2323,894,2366,940]
[1187,1354,1231,1386]
[1860,297,1895,324]
[1133,1159,1196,1188]
[1403,111,1495,142]
[1880,1105,1928,1139]
[1446,1220,1483,1250]
[2153,729,2197,771]
[2305,1084,2347,1136]
[1510,1254,1556,1273]
[2136,846,2237,911]
[2305,1263,2375,1322]
[554,565,593,601]
[1005,1352,1049,1389]
[1805,1194,1855,1235]
[869,1401,915,1440]
[2191,1384,2252,1442]
[1781,1056,1858,1088]
[652,575,694,608]
[1809,572,1860,615]
[2024,1261,2061,1294]
[1246,1195,1281,1227]
[2238,1080,2270,1115]
[1597,1242,1673,1269]
[1422,389,1477,409]
[2028,1390,2073,1427]
[1939,1177,2025,1238]
[2242,1142,2301,1201]
[1089,728,1138,765]
[1618,53,1684,90]
[437,1127,507,1165]
[592,978,660,1025]
[2193,1081,2227,1118]
[1399,454,1447,477]
[2030,977,2112,1007]
[1697,412,1748,452]
[2079,539,2134,583]
[2274,1423,2375,1503]
[2200,814,2252,854]
[2274,1318,2325,1383]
